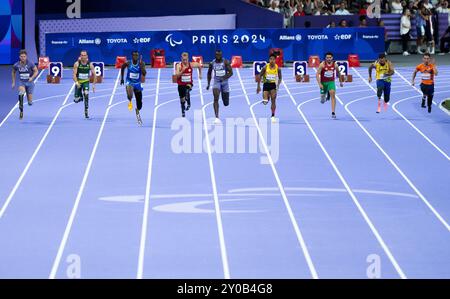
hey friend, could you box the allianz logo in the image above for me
[279,34,302,41]
[78,38,102,45]
[78,39,96,44]
[307,34,328,40]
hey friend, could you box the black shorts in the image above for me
[263,83,277,92]
[420,83,434,96]
[424,24,433,42]
[178,84,192,99]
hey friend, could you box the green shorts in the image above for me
[75,81,90,98]
[320,81,336,95]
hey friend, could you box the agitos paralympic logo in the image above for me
[165,34,183,47]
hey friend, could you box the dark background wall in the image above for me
[35,0,283,28]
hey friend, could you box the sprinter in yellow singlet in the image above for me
[256,54,282,123]
[368,53,395,113]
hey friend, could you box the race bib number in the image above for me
[266,74,277,81]
[78,73,89,80]
[215,69,226,77]
[181,74,192,83]
[324,70,334,78]
[20,73,30,80]
[421,73,431,80]
[129,72,140,80]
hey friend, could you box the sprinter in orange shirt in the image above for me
[412,53,438,113]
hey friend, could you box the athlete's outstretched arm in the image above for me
[175,63,184,78]
[224,60,233,80]
[140,61,147,78]
[89,63,97,92]
[31,65,39,82]
[73,61,80,86]
[387,61,395,76]
[207,63,213,89]
[277,68,282,89]
[316,62,323,88]
[11,68,16,89]
[368,62,375,82]
[433,65,438,76]
[256,66,266,94]
[412,68,418,86]
[120,62,129,85]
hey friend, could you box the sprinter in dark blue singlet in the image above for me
[206,49,233,124]
[120,51,147,125]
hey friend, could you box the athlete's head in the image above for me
[80,50,88,62]
[325,52,333,63]
[215,50,223,61]
[423,53,431,65]
[181,52,189,64]
[378,53,386,65]
[19,49,27,63]
[269,54,276,65]
[132,51,139,62]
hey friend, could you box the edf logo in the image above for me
[66,0,81,19]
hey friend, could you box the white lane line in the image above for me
[200,79,230,279]
[343,76,450,232]
[0,69,45,127]
[137,69,165,279]
[352,68,449,161]
[49,71,122,279]
[237,69,319,279]
[0,82,75,220]
[284,79,407,278]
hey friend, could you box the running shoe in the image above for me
[136,108,143,126]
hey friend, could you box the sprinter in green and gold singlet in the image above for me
[73,50,96,119]
[368,53,395,113]
[256,54,282,123]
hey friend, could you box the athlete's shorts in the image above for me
[376,79,391,96]
[213,79,230,93]
[263,82,277,92]
[75,81,90,98]
[178,84,192,99]
[320,81,336,95]
[424,24,433,42]
[420,83,434,96]
[18,81,35,95]
[126,81,143,92]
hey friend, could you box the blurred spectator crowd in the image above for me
[246,0,450,55]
